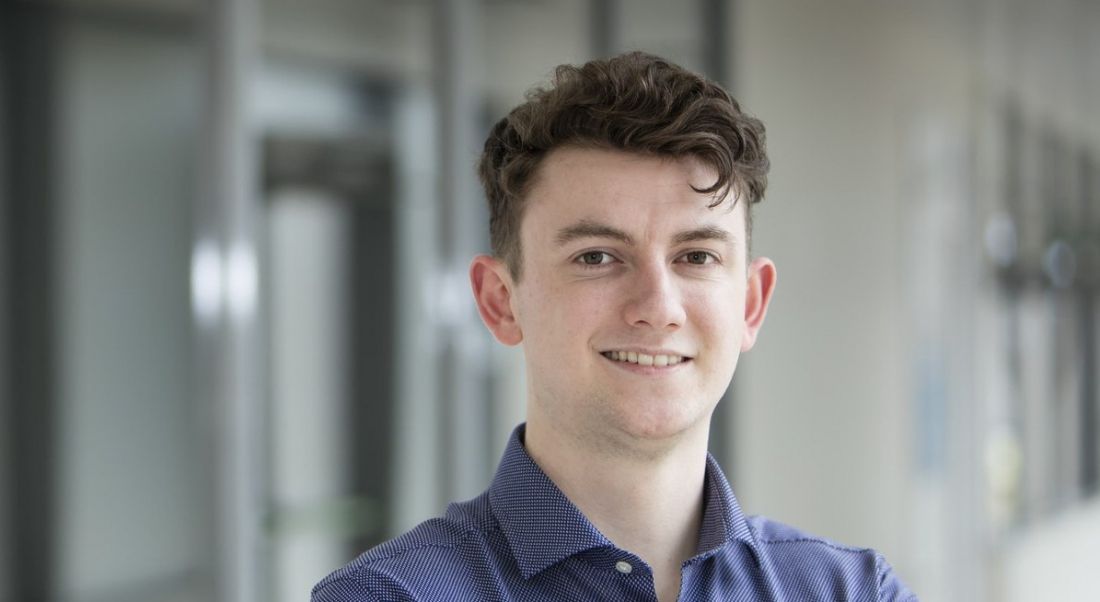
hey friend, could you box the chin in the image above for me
[611,401,707,443]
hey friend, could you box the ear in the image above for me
[470,254,523,346]
[741,256,777,352]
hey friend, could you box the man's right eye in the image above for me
[578,251,612,266]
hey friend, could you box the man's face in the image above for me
[476,146,775,452]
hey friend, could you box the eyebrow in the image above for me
[554,219,634,246]
[671,225,735,246]
[554,219,737,247]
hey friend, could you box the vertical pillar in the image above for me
[701,0,730,85]
[1,2,59,599]
[590,0,620,58]
[198,0,263,600]
[1080,152,1098,496]
[0,5,10,597]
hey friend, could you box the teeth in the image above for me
[603,351,686,366]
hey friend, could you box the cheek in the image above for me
[686,286,744,343]
[518,282,603,355]
[553,288,616,350]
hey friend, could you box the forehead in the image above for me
[521,147,746,241]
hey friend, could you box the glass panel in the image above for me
[53,15,209,602]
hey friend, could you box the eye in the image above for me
[680,250,718,265]
[576,251,615,266]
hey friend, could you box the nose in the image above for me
[622,261,686,331]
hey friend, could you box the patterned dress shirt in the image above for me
[312,424,917,601]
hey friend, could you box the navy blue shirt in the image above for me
[313,425,917,601]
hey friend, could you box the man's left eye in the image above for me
[681,251,716,265]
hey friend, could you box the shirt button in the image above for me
[615,560,633,574]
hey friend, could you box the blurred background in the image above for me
[1,0,1098,600]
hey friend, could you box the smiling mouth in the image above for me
[600,351,690,367]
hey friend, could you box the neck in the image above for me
[524,418,709,602]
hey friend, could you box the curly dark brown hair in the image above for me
[478,51,770,279]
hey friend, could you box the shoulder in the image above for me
[746,516,918,602]
[311,495,506,602]
[749,514,870,553]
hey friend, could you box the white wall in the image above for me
[730,0,974,590]
[1000,498,1100,601]
[735,0,908,543]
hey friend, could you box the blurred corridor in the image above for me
[1,0,1098,600]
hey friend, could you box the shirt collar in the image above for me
[488,424,759,579]
[696,451,758,557]
[488,425,613,579]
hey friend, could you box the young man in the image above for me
[313,52,916,602]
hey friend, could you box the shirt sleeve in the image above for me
[875,553,919,602]
[311,576,385,602]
